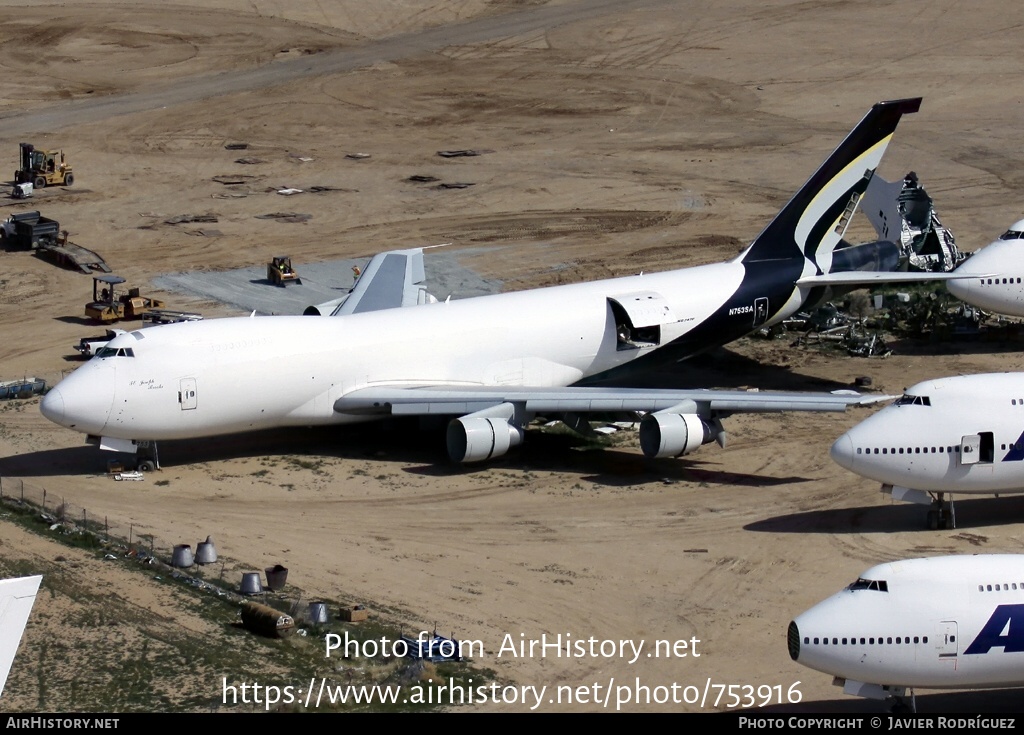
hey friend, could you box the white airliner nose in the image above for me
[40,388,64,424]
[829,433,856,471]
[40,382,112,435]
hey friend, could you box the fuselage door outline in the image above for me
[938,620,959,660]
[179,378,197,411]
[753,297,769,327]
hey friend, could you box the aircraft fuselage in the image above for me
[948,223,1024,316]
[43,260,801,442]
[791,555,1024,692]
[831,373,1024,495]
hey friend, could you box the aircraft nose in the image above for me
[40,375,113,435]
[829,433,856,471]
[40,387,64,424]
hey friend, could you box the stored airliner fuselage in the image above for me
[947,219,1024,316]
[44,263,748,440]
[790,555,1024,712]
[42,98,923,466]
[831,373,1024,528]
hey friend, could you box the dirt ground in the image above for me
[2,0,1024,713]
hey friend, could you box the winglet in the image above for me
[739,98,922,267]
[0,575,42,697]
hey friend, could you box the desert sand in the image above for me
[1,0,1024,713]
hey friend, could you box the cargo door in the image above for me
[607,291,676,351]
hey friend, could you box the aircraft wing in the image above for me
[331,248,436,316]
[335,385,888,462]
[334,385,886,416]
[0,575,42,696]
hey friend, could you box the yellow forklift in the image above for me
[15,143,74,189]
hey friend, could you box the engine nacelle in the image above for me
[447,404,525,463]
[639,411,713,459]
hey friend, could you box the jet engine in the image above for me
[447,403,524,463]
[638,401,717,459]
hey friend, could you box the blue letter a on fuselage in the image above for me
[965,605,1024,654]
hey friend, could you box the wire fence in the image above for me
[0,473,211,572]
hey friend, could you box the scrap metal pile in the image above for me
[770,288,1007,357]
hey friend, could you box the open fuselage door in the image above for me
[608,291,677,351]
[960,432,994,466]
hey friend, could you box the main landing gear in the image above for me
[926,493,955,530]
[135,441,160,472]
[889,690,917,713]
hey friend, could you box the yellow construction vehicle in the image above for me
[15,143,73,189]
[85,275,165,322]
[267,256,302,286]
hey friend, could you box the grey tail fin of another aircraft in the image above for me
[0,575,42,697]
[304,248,437,317]
[737,97,922,272]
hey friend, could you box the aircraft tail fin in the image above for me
[0,575,41,697]
[738,98,921,273]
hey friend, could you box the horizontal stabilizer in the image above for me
[796,270,989,286]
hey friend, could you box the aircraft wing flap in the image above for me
[334,385,887,416]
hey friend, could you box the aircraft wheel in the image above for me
[926,510,939,530]
[137,460,156,472]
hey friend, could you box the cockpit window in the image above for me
[895,394,930,406]
[847,577,888,592]
[96,347,135,358]
[1000,230,1024,240]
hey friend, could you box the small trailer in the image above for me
[0,211,59,250]
[141,309,203,325]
